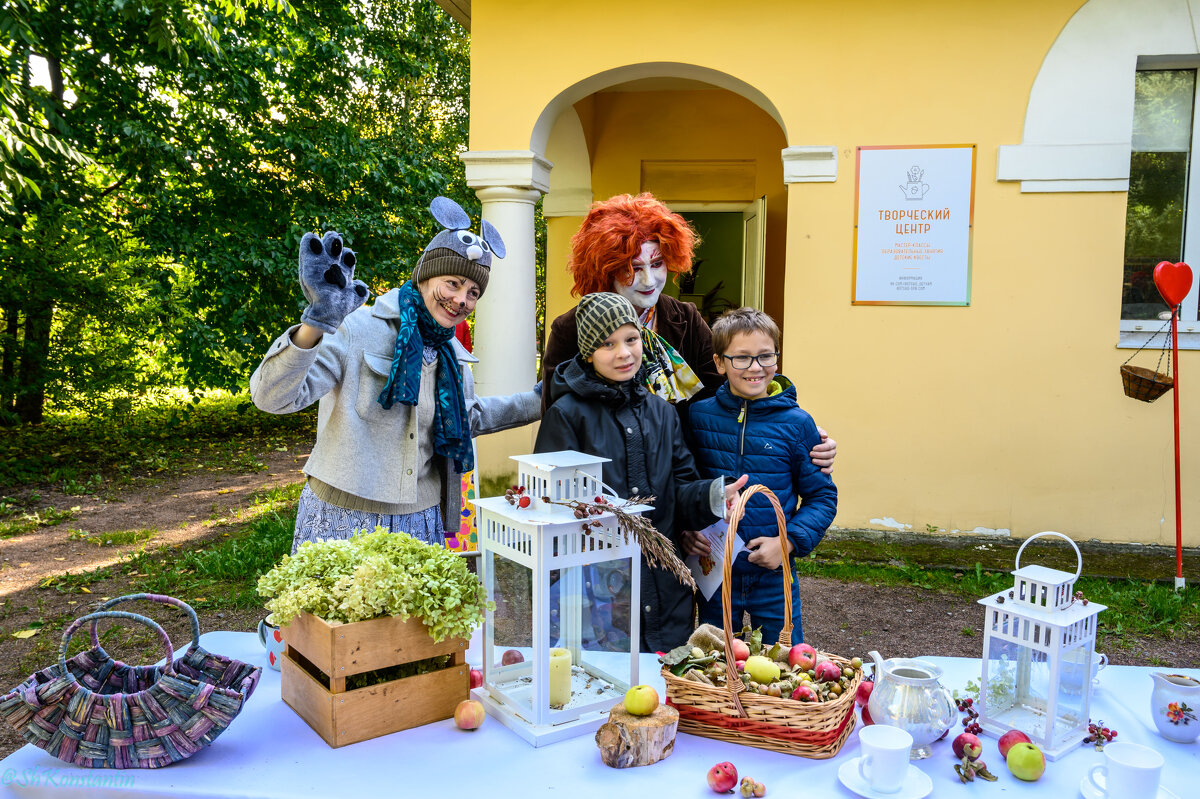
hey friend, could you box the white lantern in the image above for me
[976,532,1106,761]
[471,450,650,746]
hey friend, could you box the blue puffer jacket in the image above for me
[687,377,837,566]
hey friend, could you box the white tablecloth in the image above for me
[0,632,1195,798]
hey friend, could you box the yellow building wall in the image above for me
[468,0,1200,548]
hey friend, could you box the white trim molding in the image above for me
[782,146,838,183]
[460,150,553,194]
[997,0,1200,192]
[996,143,1131,193]
[542,188,593,218]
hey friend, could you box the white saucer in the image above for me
[837,756,933,799]
[1079,774,1179,799]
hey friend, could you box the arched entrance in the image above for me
[535,64,791,339]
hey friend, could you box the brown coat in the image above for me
[541,294,723,412]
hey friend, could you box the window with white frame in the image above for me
[1121,66,1200,341]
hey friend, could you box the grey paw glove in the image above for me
[298,231,369,335]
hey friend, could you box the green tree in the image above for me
[1,0,470,422]
[144,0,471,390]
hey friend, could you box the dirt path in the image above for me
[0,448,308,595]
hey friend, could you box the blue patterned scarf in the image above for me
[377,281,474,472]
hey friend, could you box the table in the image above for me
[1,633,1196,798]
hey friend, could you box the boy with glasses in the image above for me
[682,307,837,645]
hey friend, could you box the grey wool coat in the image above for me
[250,288,541,532]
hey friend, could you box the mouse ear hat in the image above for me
[413,196,505,297]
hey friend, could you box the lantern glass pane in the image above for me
[487,552,535,718]
[983,634,1021,718]
[1051,646,1092,748]
[548,557,636,703]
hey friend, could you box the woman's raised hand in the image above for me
[298,231,369,335]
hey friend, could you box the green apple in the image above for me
[1006,742,1045,781]
[623,684,659,715]
[744,655,781,684]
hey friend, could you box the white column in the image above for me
[461,150,552,479]
[473,185,542,396]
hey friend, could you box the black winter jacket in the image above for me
[536,355,720,652]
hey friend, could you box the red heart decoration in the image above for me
[1154,261,1193,307]
[269,651,276,665]
[273,630,283,643]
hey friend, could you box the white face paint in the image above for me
[612,240,667,310]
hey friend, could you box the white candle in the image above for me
[549,647,572,706]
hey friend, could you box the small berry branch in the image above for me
[1083,719,1117,750]
[505,487,696,591]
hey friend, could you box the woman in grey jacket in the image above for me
[250,198,540,552]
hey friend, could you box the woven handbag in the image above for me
[86,593,261,700]
[1,610,250,768]
[662,485,860,758]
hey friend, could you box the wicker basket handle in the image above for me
[61,611,175,678]
[87,593,202,649]
[720,484,793,717]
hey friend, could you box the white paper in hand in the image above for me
[684,520,747,601]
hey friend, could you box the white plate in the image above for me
[837,756,933,799]
[1079,774,1179,799]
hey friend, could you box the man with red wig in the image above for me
[542,193,836,468]
[543,193,714,405]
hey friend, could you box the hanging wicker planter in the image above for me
[1121,317,1174,403]
[1120,364,1173,403]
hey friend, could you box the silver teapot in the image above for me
[866,650,957,759]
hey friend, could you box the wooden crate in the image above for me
[280,613,469,747]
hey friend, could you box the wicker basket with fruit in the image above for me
[659,485,861,758]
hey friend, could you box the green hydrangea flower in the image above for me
[257,528,490,642]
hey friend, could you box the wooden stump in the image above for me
[595,702,679,768]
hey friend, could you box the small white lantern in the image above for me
[976,532,1106,761]
[472,450,650,746]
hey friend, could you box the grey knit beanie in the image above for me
[577,292,640,356]
[414,248,490,297]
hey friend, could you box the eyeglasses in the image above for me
[720,352,779,370]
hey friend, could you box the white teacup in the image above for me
[1084,741,1162,797]
[857,725,913,794]
[1062,650,1108,693]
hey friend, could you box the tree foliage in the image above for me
[0,0,470,423]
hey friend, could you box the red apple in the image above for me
[855,678,874,708]
[1006,742,1045,781]
[454,699,485,730]
[469,668,483,689]
[788,643,817,670]
[813,660,842,682]
[952,732,983,760]
[623,684,659,716]
[791,684,818,702]
[998,729,1033,759]
[707,761,738,794]
[860,705,875,725]
[500,649,524,666]
[731,638,751,661]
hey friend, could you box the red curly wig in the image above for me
[568,193,699,297]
